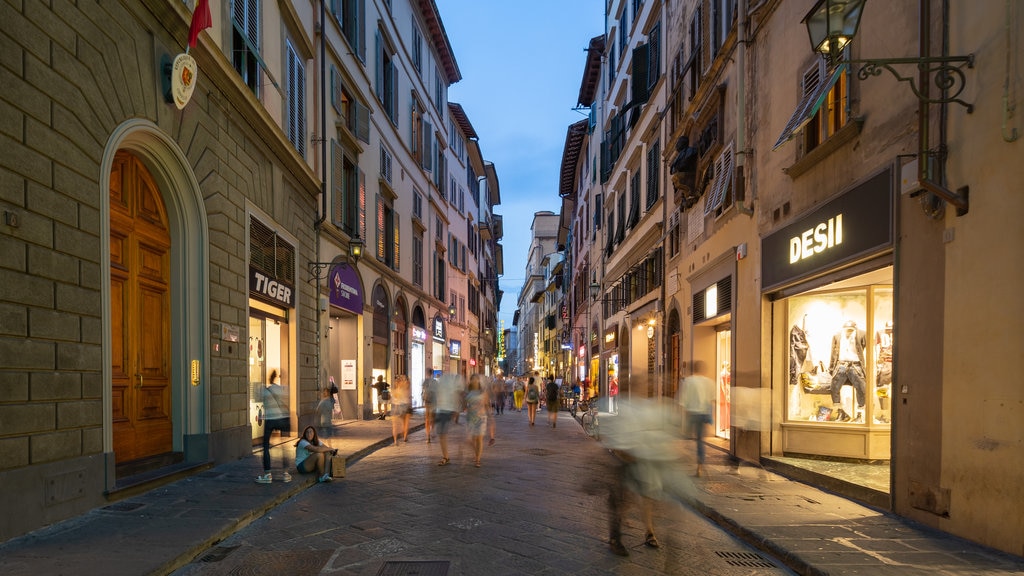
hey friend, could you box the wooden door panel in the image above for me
[110,151,172,464]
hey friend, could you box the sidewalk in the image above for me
[1,411,1022,576]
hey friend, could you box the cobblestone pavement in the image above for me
[171,409,794,576]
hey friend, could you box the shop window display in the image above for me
[786,285,892,425]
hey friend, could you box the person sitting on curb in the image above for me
[295,426,337,483]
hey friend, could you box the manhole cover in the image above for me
[102,501,145,512]
[376,560,450,576]
[716,550,776,568]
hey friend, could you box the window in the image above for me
[331,0,366,62]
[435,252,446,301]
[773,62,848,150]
[628,172,641,228]
[619,10,628,64]
[646,140,660,209]
[704,143,734,216]
[331,139,364,239]
[376,194,399,271]
[286,40,305,157]
[413,188,423,220]
[231,0,261,95]
[376,29,399,124]
[434,66,444,112]
[411,20,423,74]
[688,6,702,97]
[380,145,392,184]
[413,233,423,287]
[334,73,370,144]
[711,0,735,58]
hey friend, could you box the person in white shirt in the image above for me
[295,426,336,483]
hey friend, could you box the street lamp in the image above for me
[803,0,973,110]
[802,0,974,215]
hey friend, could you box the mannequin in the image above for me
[874,321,893,422]
[828,320,867,422]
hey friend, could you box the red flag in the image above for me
[188,0,212,49]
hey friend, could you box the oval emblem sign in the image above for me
[171,53,198,110]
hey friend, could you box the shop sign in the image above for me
[411,326,427,342]
[603,329,617,350]
[450,340,461,359]
[432,315,446,342]
[327,263,363,314]
[249,268,294,308]
[761,168,892,290]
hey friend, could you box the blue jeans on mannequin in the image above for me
[830,362,867,410]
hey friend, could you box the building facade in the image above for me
[549,0,1023,556]
[0,0,501,541]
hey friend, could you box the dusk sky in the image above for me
[434,0,604,332]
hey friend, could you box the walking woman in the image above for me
[391,374,412,445]
[465,374,489,467]
[525,376,541,426]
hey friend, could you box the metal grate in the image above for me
[200,545,238,563]
[716,550,776,568]
[376,561,450,576]
[521,448,555,457]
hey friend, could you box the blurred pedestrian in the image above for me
[681,360,715,477]
[465,374,489,467]
[513,377,525,411]
[545,375,560,428]
[601,398,682,555]
[295,425,336,483]
[256,369,291,484]
[373,375,390,419]
[391,374,412,445]
[492,376,506,415]
[422,375,437,443]
[524,376,541,426]
[316,386,334,438]
[434,373,465,465]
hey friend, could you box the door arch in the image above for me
[101,119,210,480]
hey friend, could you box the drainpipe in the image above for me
[735,0,754,216]
[314,0,328,392]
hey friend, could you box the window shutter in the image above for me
[648,25,661,91]
[354,101,370,143]
[422,120,433,170]
[391,65,400,124]
[331,66,342,113]
[773,63,846,149]
[354,0,366,62]
[646,141,660,209]
[374,30,383,102]
[631,43,650,107]
[331,139,343,225]
[410,99,418,157]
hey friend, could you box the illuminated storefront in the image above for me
[763,168,894,461]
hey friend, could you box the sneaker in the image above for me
[281,472,292,483]
[319,473,333,483]
[255,473,272,484]
[852,412,864,423]
[833,408,851,422]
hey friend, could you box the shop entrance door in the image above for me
[110,151,173,463]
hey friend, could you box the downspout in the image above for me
[735,0,754,216]
[314,0,328,392]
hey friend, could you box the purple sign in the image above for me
[328,263,363,314]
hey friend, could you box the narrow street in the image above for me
[172,410,794,575]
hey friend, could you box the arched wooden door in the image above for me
[110,151,172,463]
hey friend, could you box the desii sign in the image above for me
[761,167,893,290]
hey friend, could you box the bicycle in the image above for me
[579,398,599,439]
